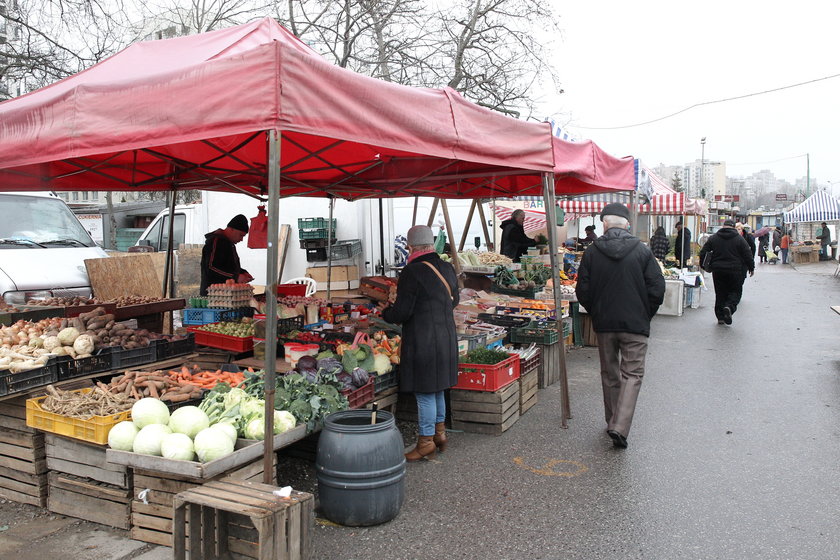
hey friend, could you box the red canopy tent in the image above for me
[0,17,635,455]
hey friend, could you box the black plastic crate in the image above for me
[277,315,305,334]
[110,344,157,369]
[1,361,59,396]
[330,239,362,260]
[299,238,333,249]
[56,350,114,381]
[374,367,398,393]
[477,312,532,328]
[154,333,196,362]
[321,330,355,344]
[306,248,328,262]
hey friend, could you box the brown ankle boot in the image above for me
[433,422,448,453]
[405,435,436,462]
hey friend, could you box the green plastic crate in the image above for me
[298,217,337,230]
[509,321,560,345]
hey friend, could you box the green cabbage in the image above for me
[160,433,195,461]
[131,398,170,429]
[212,422,238,444]
[243,418,265,440]
[168,406,210,439]
[107,421,139,451]
[274,410,297,434]
[193,427,234,462]
[133,424,172,456]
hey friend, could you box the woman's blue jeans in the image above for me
[415,392,445,436]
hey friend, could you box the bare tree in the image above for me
[142,0,271,35]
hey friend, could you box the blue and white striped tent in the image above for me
[783,190,840,223]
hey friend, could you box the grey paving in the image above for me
[310,261,840,560]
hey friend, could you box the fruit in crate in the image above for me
[195,320,255,338]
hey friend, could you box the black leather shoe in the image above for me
[607,430,628,448]
[722,307,732,325]
[717,319,725,325]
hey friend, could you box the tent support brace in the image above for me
[476,200,492,250]
[440,199,463,286]
[162,187,177,299]
[459,200,478,251]
[542,173,571,427]
[426,198,439,227]
[263,130,281,484]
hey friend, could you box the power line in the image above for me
[576,73,840,130]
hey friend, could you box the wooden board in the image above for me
[48,472,131,529]
[521,392,538,415]
[45,433,129,488]
[108,424,304,480]
[85,253,167,300]
[452,409,520,436]
[538,342,562,389]
[451,383,520,424]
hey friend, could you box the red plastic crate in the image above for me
[187,324,254,353]
[342,378,375,409]
[455,354,520,392]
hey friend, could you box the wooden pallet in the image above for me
[130,456,276,548]
[0,398,47,506]
[48,471,132,529]
[366,386,398,414]
[519,368,539,415]
[45,433,130,488]
[173,479,314,560]
[450,381,520,436]
[537,342,562,389]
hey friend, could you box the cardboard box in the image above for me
[306,265,359,283]
[315,279,361,291]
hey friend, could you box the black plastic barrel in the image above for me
[316,409,405,526]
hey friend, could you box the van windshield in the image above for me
[0,195,96,248]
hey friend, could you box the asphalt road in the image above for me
[1,260,837,560]
[312,261,840,560]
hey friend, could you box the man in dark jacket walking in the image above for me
[699,219,755,326]
[200,214,253,295]
[576,203,665,449]
[500,209,536,262]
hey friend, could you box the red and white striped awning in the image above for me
[492,205,548,234]
[557,192,687,216]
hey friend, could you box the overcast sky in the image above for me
[536,0,839,189]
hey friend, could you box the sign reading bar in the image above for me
[713,194,740,202]
[775,193,788,201]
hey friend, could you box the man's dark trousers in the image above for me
[712,269,745,320]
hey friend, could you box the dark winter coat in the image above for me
[699,227,754,275]
[772,230,781,250]
[758,234,769,251]
[200,230,248,296]
[674,227,691,261]
[649,232,670,260]
[576,228,666,337]
[381,252,459,393]
[500,218,536,262]
[742,232,756,256]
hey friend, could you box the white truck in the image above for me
[135,191,491,289]
[0,191,108,304]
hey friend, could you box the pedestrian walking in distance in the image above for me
[699,219,755,326]
[576,203,665,449]
[649,225,670,261]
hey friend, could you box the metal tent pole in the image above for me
[542,173,570,427]
[263,130,281,484]
[327,197,335,300]
[161,189,177,298]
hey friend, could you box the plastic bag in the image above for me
[247,206,268,249]
[434,227,447,254]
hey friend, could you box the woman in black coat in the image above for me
[649,226,670,261]
[381,225,459,461]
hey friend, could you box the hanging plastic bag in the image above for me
[247,206,268,249]
[434,227,447,254]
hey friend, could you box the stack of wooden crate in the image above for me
[130,457,275,547]
[45,434,132,529]
[0,397,47,506]
[518,349,541,415]
[450,381,520,435]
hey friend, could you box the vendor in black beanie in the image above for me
[200,214,254,295]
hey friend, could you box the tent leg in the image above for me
[161,189,177,299]
[459,200,478,251]
[426,198,439,227]
[263,130,281,485]
[543,173,571,427]
[476,200,491,250]
[411,196,419,227]
[326,197,335,300]
[440,199,463,287]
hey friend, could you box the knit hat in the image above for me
[406,225,434,246]
[600,202,630,222]
[723,219,736,227]
[227,214,249,233]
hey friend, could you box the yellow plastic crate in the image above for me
[26,388,132,445]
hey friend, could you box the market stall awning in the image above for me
[0,18,561,200]
[491,205,549,234]
[783,190,840,223]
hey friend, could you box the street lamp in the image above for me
[700,137,706,200]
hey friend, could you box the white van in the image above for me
[0,192,108,304]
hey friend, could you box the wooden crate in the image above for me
[519,368,538,415]
[45,433,130,488]
[0,397,47,506]
[48,472,131,529]
[450,381,520,436]
[395,392,418,422]
[579,314,599,347]
[366,386,398,415]
[173,479,314,560]
[537,342,562,389]
[130,456,276,548]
